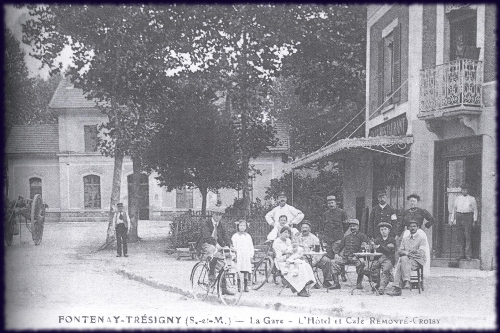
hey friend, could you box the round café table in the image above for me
[303,251,328,289]
[351,252,382,295]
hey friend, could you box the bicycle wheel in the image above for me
[218,269,243,306]
[252,257,273,290]
[191,262,211,301]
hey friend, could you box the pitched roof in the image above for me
[48,76,98,109]
[6,124,59,154]
[269,121,290,152]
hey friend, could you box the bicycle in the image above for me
[190,247,243,306]
[251,240,281,290]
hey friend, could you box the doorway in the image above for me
[127,174,150,220]
[434,137,482,260]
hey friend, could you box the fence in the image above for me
[171,212,272,248]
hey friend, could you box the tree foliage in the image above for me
[143,78,241,214]
[265,168,344,232]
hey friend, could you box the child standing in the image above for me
[231,220,255,292]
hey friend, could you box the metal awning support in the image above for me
[291,135,414,169]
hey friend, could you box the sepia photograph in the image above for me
[3,3,496,330]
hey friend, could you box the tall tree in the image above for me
[143,78,241,214]
[274,5,367,156]
[21,5,187,244]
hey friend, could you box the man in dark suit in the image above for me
[197,206,233,295]
[113,203,130,257]
[368,190,399,238]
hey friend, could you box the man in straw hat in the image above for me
[330,219,369,290]
[367,221,396,295]
[112,203,130,257]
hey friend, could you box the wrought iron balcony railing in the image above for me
[419,59,483,115]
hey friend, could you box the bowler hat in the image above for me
[326,195,336,201]
[348,218,360,225]
[378,222,392,229]
[376,190,387,198]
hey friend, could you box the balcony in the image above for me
[419,59,483,123]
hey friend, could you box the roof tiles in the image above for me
[6,124,59,154]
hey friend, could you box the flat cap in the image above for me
[277,191,287,197]
[378,222,392,229]
[117,202,124,207]
[348,218,360,225]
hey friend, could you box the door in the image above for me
[436,155,481,259]
[127,174,150,220]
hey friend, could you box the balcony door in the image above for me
[449,12,477,61]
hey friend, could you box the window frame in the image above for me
[83,174,101,209]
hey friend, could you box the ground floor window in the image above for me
[84,175,101,209]
[372,154,406,212]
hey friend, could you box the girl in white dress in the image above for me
[231,220,255,292]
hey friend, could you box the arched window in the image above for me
[29,177,42,199]
[83,175,101,209]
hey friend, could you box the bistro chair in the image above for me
[409,263,424,293]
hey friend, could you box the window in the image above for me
[378,23,401,107]
[176,186,193,209]
[84,175,101,209]
[29,177,42,199]
[84,125,98,152]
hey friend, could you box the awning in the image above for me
[291,135,414,169]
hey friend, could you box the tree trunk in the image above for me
[240,109,251,220]
[128,156,141,242]
[200,186,208,215]
[104,149,123,247]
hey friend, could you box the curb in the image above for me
[116,268,493,326]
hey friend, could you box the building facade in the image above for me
[293,4,496,270]
[6,77,291,222]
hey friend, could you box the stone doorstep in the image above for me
[458,259,480,269]
[116,269,490,326]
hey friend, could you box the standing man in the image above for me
[265,191,304,231]
[297,221,336,289]
[321,195,349,258]
[450,184,478,260]
[387,220,427,296]
[368,190,399,239]
[113,203,130,257]
[330,219,369,290]
[197,206,234,295]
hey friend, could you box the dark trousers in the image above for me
[116,224,128,256]
[456,212,474,259]
[332,256,365,276]
[315,256,334,281]
[368,257,393,289]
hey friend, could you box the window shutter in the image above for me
[377,39,385,108]
[392,23,401,103]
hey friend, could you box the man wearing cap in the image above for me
[330,219,369,290]
[367,222,396,295]
[265,192,304,230]
[321,195,349,257]
[197,206,234,295]
[113,203,130,257]
[387,220,427,296]
[449,184,478,260]
[368,190,399,238]
[297,221,337,289]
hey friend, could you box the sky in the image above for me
[4,5,73,79]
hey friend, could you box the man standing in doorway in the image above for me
[368,190,399,239]
[113,203,130,257]
[450,184,478,260]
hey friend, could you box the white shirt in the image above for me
[452,195,478,221]
[265,204,304,226]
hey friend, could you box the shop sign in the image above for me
[369,113,408,137]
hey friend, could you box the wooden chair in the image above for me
[409,263,424,293]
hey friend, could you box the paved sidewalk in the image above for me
[74,222,495,330]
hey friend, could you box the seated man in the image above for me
[387,220,427,296]
[368,222,396,295]
[296,221,337,289]
[196,206,234,295]
[330,219,369,290]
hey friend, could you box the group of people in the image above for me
[194,183,478,298]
